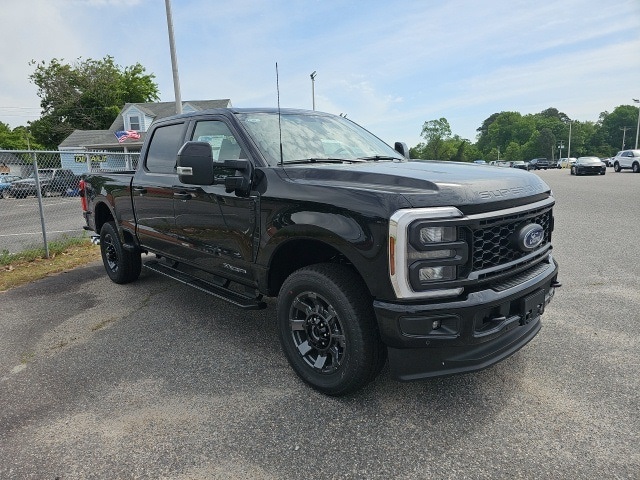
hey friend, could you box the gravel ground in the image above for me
[1,167,638,479]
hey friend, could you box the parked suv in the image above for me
[8,168,80,198]
[529,158,551,170]
[612,150,640,173]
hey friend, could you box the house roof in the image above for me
[58,129,148,149]
[59,99,232,150]
[108,99,232,131]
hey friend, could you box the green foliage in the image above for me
[599,105,639,151]
[0,123,44,150]
[28,55,160,149]
[453,104,640,162]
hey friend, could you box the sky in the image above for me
[1,0,639,148]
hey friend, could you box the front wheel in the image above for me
[100,221,141,284]
[277,264,386,396]
[633,162,640,173]
[614,162,621,172]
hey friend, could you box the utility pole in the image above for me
[621,126,631,150]
[310,71,317,110]
[165,0,182,114]
[634,98,640,149]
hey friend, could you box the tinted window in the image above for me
[146,123,185,173]
[191,120,246,162]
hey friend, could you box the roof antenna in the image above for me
[276,62,284,166]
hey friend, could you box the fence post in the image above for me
[32,152,50,258]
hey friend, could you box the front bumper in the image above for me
[374,256,559,381]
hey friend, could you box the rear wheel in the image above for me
[277,263,386,396]
[100,221,141,284]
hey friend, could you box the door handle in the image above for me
[133,186,147,195]
[174,192,192,200]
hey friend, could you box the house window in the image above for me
[129,115,140,131]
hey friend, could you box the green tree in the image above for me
[599,105,639,151]
[0,123,43,150]
[28,56,159,149]
[413,118,452,160]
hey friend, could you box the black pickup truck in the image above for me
[80,108,560,395]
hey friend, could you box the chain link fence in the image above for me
[0,149,139,256]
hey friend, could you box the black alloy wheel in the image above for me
[100,221,141,284]
[277,264,386,396]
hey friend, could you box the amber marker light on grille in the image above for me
[389,235,396,276]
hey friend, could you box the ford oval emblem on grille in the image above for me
[515,223,544,252]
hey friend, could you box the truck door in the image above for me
[132,121,187,255]
[172,119,257,282]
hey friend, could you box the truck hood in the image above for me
[281,160,551,208]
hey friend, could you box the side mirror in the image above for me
[177,141,215,185]
[220,159,253,196]
[177,141,253,195]
[394,142,410,159]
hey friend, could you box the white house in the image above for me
[58,99,231,173]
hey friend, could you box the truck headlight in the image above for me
[389,207,467,299]
[418,265,456,282]
[418,226,456,244]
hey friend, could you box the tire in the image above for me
[41,187,50,197]
[277,263,386,396]
[100,221,141,284]
[633,162,640,173]
[601,170,606,175]
[570,167,575,175]
[614,162,621,172]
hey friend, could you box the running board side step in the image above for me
[143,260,267,310]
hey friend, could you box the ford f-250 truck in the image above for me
[80,108,560,395]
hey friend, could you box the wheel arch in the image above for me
[265,236,370,297]
[93,200,137,245]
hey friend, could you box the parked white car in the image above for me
[612,150,640,173]
[557,158,577,169]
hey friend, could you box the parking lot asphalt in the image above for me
[1,167,638,479]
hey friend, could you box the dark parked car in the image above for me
[529,158,551,170]
[0,174,22,198]
[570,156,606,176]
[7,168,80,198]
[510,161,530,170]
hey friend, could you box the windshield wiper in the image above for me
[358,155,403,161]
[283,158,366,165]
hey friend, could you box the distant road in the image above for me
[0,195,85,253]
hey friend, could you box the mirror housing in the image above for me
[177,141,214,185]
[394,142,410,159]
[176,141,253,196]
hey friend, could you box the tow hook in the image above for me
[550,280,562,288]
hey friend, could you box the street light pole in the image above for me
[558,141,564,162]
[310,71,317,110]
[633,98,640,149]
[567,121,572,159]
[165,0,182,114]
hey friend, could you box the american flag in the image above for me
[114,130,141,143]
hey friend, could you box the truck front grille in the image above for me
[471,208,552,271]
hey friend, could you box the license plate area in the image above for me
[521,289,545,325]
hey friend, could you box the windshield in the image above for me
[27,170,54,179]
[236,111,404,166]
[578,157,601,164]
